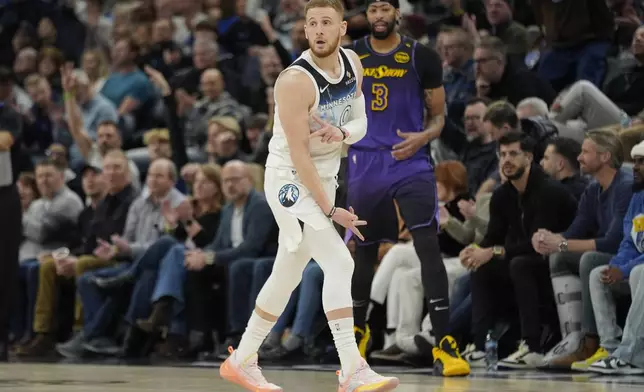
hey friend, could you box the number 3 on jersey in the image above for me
[371,83,388,111]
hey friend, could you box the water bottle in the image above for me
[485,331,498,372]
[620,111,632,128]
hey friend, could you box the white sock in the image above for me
[235,311,276,361]
[329,317,362,376]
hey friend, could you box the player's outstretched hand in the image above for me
[310,114,344,143]
[331,206,367,241]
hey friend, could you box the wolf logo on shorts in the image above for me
[278,184,299,208]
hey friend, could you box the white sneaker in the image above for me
[499,341,545,369]
[588,357,644,375]
[337,358,400,392]
[462,344,486,368]
[396,334,420,356]
[220,348,283,391]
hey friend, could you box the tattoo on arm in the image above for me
[424,89,433,111]
[423,88,445,129]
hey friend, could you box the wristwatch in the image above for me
[558,239,569,252]
[492,246,505,258]
[205,251,216,265]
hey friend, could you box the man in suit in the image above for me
[184,160,278,355]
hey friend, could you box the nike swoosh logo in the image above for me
[429,298,444,304]
[435,306,449,311]
[320,85,329,93]
[359,54,370,60]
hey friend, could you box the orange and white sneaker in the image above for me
[337,358,400,392]
[219,347,283,391]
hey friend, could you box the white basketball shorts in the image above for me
[264,167,337,252]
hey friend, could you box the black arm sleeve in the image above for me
[413,43,443,89]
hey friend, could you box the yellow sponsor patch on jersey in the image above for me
[394,52,410,64]
[363,65,408,79]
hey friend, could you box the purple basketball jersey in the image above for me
[352,36,426,153]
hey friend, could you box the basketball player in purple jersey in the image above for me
[349,0,470,376]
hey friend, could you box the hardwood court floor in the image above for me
[1,363,644,392]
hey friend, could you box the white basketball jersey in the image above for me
[266,47,359,177]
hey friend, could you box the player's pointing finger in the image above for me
[351,226,365,242]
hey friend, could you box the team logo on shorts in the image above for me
[278,184,299,208]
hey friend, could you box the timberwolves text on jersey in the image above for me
[291,48,358,131]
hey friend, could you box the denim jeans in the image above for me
[449,272,472,344]
[125,243,188,336]
[537,40,610,92]
[228,257,275,334]
[128,235,180,277]
[77,263,132,339]
[589,263,642,352]
[614,264,644,368]
[11,259,39,340]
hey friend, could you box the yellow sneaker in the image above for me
[571,347,609,371]
[432,336,471,377]
[354,325,371,359]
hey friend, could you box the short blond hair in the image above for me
[305,0,345,16]
[103,149,129,164]
[585,129,624,169]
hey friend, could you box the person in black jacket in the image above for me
[540,137,589,202]
[459,131,578,368]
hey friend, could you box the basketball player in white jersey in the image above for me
[219,0,400,391]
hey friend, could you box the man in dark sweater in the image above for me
[533,130,633,369]
[540,137,589,201]
[474,36,557,106]
[459,132,577,368]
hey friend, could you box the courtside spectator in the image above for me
[583,142,644,372]
[460,132,577,368]
[534,130,632,369]
[540,138,588,201]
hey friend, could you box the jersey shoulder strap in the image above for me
[352,36,369,56]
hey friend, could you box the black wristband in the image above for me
[326,206,337,218]
[338,127,347,141]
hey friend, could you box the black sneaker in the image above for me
[371,344,406,361]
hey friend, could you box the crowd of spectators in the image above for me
[3,0,644,376]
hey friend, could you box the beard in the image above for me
[634,169,644,192]
[504,164,527,181]
[369,19,396,40]
[309,34,341,58]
